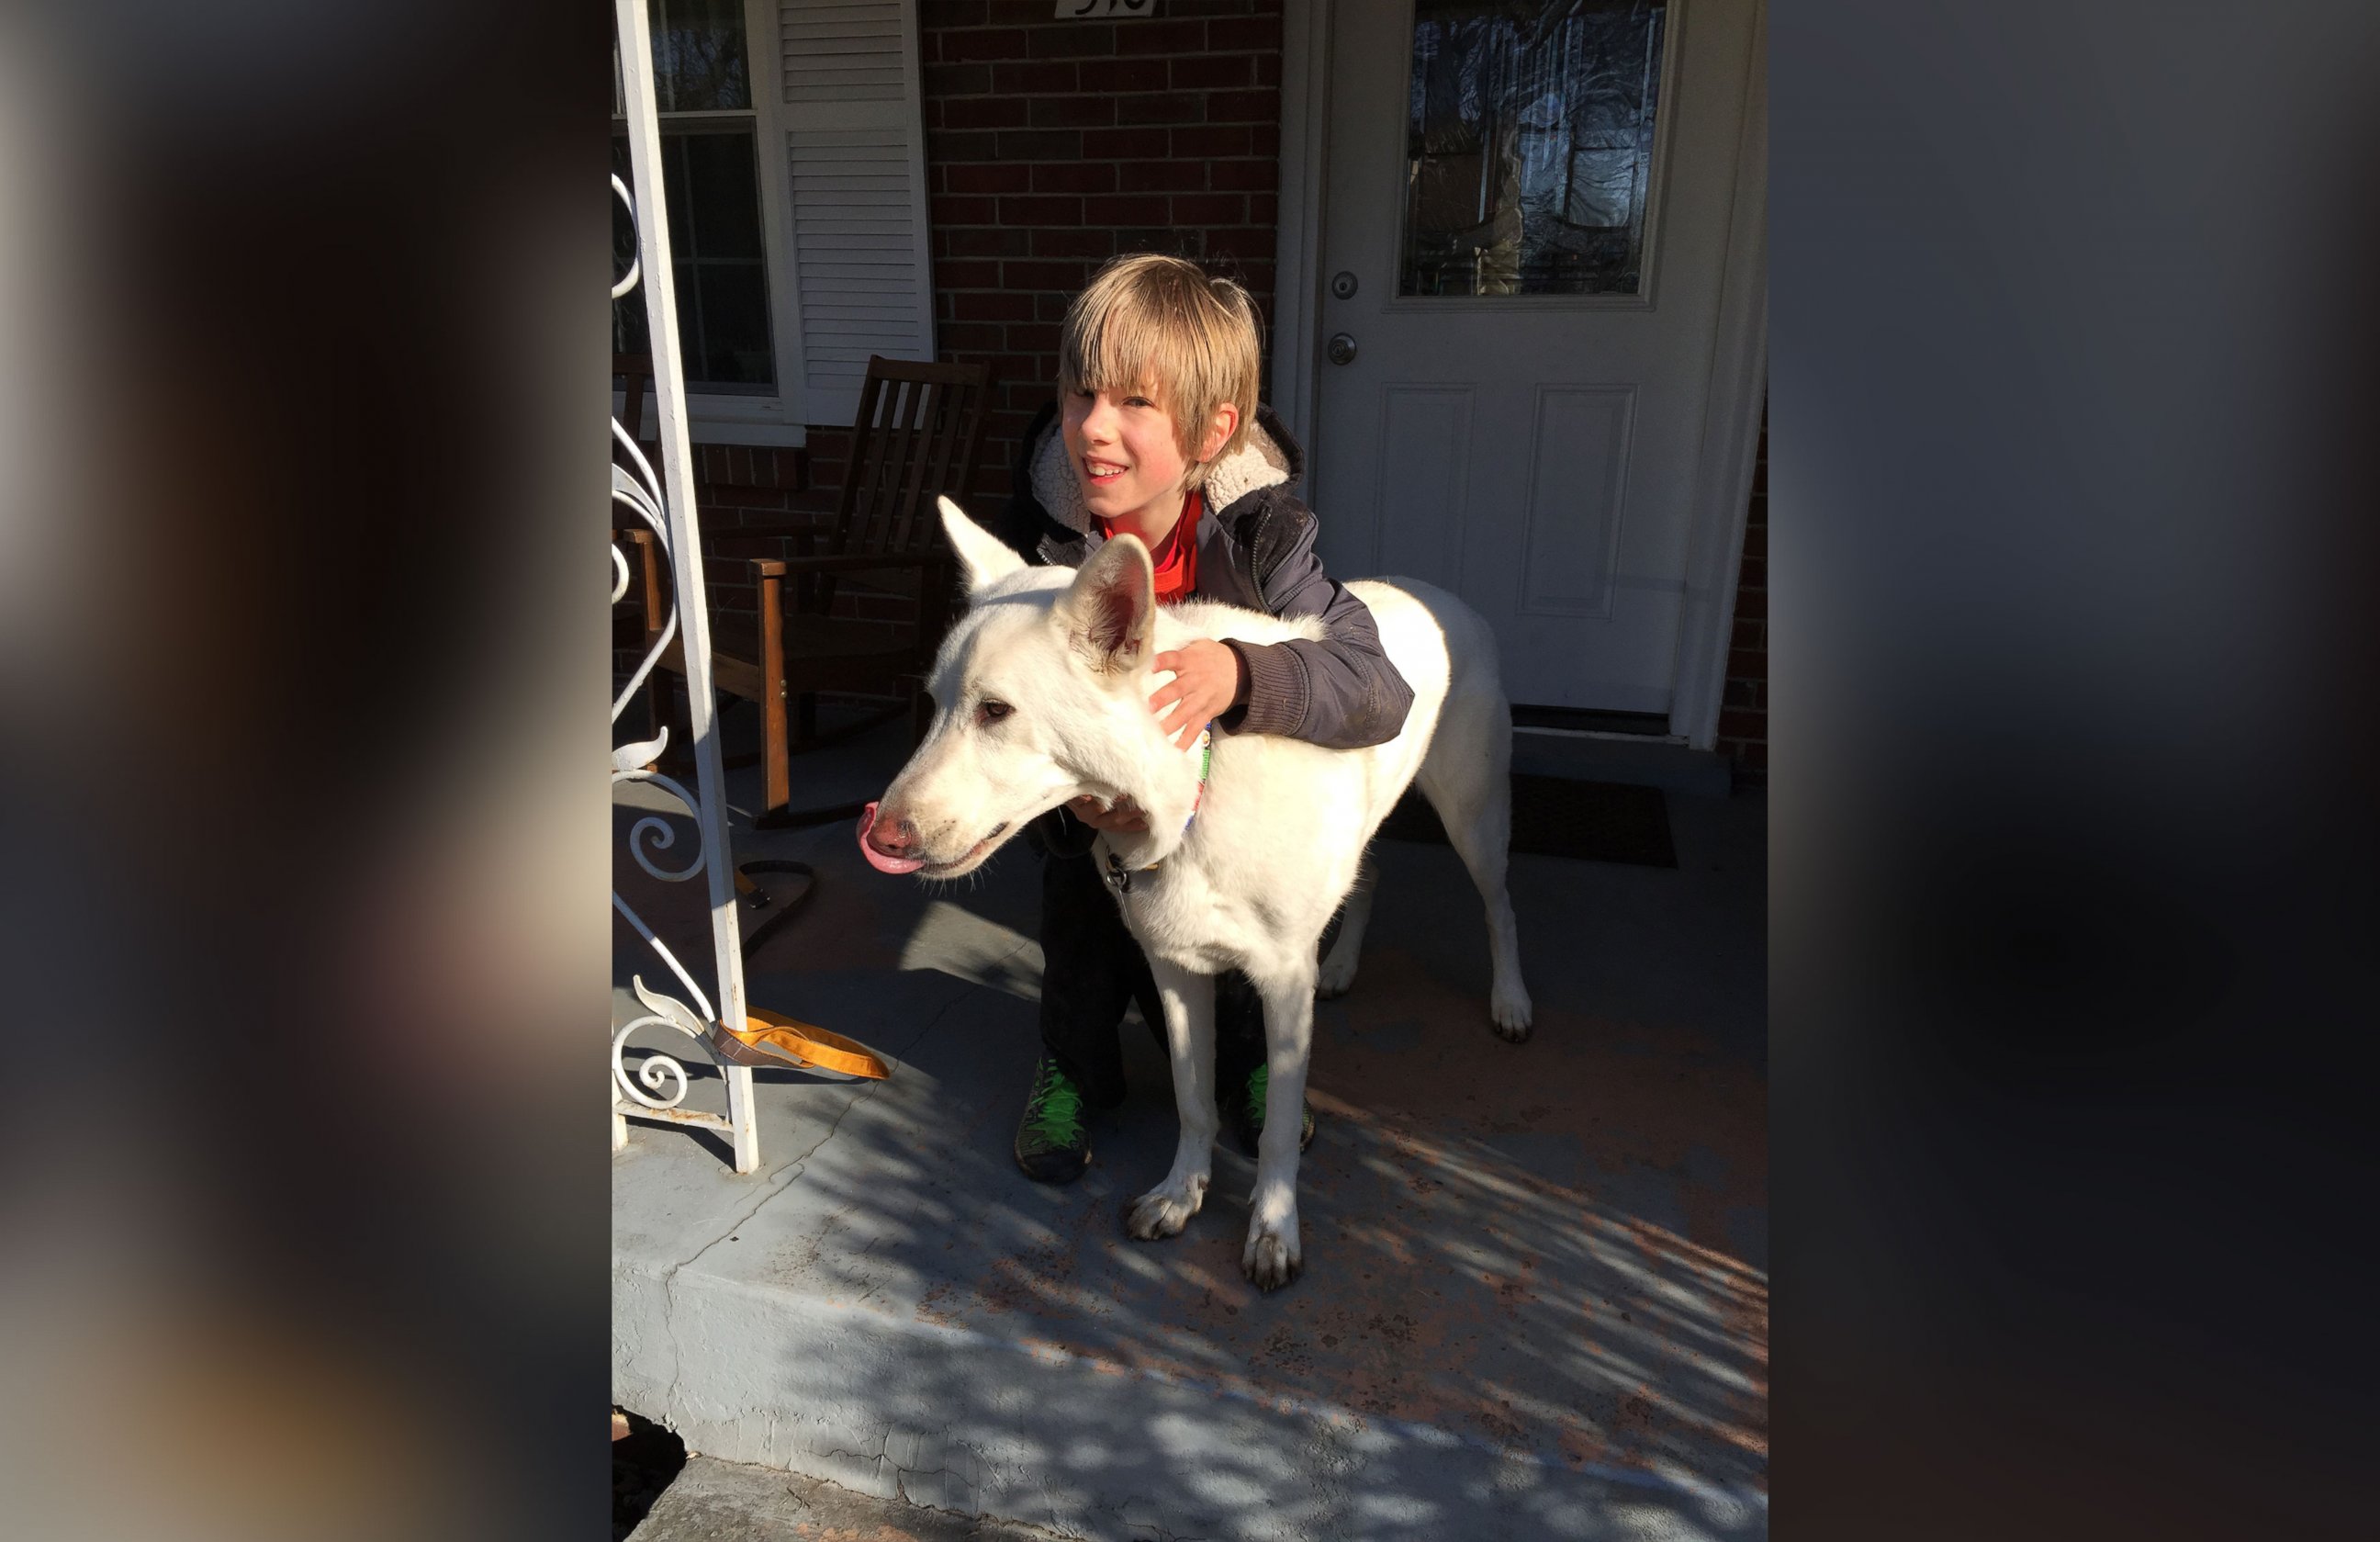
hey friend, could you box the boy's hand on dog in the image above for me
[1150,641,1244,749]
[1068,794,1151,833]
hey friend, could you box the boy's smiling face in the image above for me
[1061,381,1193,540]
[1061,381,1237,544]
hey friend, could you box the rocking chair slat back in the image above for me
[912,376,970,550]
[836,357,989,561]
[889,376,937,554]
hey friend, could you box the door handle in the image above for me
[1327,332,1357,366]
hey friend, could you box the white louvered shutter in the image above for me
[774,0,936,427]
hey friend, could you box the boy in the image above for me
[995,253,1415,1184]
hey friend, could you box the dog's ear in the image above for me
[1057,534,1155,677]
[938,496,1026,594]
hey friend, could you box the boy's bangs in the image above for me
[1061,289,1180,408]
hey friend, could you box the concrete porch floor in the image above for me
[613,708,1768,1541]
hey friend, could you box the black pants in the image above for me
[1038,847,1266,1109]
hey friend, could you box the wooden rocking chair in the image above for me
[623,355,992,826]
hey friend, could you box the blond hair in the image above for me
[1058,253,1262,491]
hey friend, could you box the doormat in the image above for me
[1376,773,1678,868]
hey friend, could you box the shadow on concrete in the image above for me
[612,713,1768,1541]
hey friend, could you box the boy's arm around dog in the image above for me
[1208,492,1414,751]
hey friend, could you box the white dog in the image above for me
[862,499,1531,1289]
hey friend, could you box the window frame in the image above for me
[613,0,809,446]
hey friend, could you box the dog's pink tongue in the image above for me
[856,802,926,874]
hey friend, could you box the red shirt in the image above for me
[1096,490,1200,605]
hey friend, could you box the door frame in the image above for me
[1272,0,1768,751]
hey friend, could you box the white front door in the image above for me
[1311,0,1762,717]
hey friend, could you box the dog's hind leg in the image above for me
[1314,860,1375,998]
[1417,701,1533,1042]
[1242,958,1318,1289]
[1126,960,1218,1241]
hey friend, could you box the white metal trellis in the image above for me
[610,0,759,1173]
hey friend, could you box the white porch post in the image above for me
[610,0,761,1175]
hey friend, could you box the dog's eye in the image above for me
[976,699,1013,725]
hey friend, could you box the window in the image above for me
[613,0,784,403]
[613,0,938,438]
[1400,0,1667,298]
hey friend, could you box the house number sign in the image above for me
[1056,0,1152,17]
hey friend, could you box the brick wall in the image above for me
[1714,401,1768,783]
[919,0,1285,504]
[707,441,924,622]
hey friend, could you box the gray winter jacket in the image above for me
[997,400,1415,751]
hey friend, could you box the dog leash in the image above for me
[1104,728,1209,896]
[705,1007,891,1078]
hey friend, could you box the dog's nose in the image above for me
[866,811,918,856]
[856,801,927,876]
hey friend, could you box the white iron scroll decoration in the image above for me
[609,0,759,1173]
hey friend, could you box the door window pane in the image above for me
[1400,0,1666,298]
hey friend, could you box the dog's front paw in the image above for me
[1314,956,1358,999]
[1125,1176,1206,1240]
[1241,1221,1303,1290]
[1490,987,1534,1042]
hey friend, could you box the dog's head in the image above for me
[859,497,1162,879]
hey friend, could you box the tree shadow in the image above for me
[612,737,1769,1539]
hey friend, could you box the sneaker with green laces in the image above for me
[1229,1064,1315,1159]
[1014,1055,1093,1184]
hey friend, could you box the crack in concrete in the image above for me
[813,1417,1089,1539]
[817,1443,890,1472]
[649,985,975,1422]
[671,975,978,1285]
[1102,1496,1214,1542]
[794,1460,1097,1542]
[657,1274,689,1432]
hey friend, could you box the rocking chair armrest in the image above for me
[773,551,953,575]
[706,521,821,549]
[614,525,668,636]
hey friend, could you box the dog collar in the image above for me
[1103,728,1209,895]
[1185,726,1211,827]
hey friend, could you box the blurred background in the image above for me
[1770,2,2380,1535]
[0,3,609,1538]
